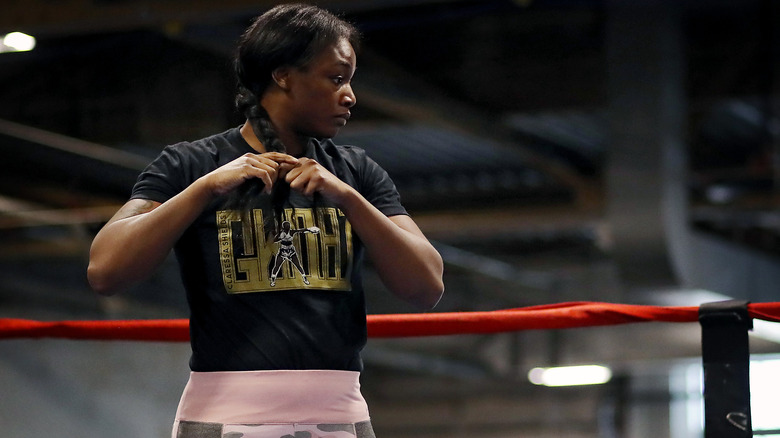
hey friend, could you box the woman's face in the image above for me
[281,37,357,139]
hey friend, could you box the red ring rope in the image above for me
[2,301,780,342]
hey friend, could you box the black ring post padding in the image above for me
[699,300,753,437]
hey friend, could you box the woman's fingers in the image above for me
[277,162,297,180]
[206,153,299,196]
[262,152,299,166]
[244,155,280,193]
[243,153,300,193]
[284,159,314,195]
[285,158,348,200]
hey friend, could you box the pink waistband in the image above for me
[175,370,370,424]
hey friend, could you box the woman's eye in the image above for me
[332,76,344,85]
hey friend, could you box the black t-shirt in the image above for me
[130,126,407,372]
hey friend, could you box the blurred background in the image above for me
[1,0,780,436]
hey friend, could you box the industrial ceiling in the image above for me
[1,0,779,436]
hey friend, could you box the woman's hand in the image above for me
[205,152,299,196]
[283,157,353,205]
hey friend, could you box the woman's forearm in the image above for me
[87,177,214,295]
[338,189,444,309]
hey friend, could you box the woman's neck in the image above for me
[277,131,307,157]
[256,91,308,157]
[240,122,265,153]
[240,121,307,157]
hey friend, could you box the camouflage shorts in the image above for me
[174,420,376,438]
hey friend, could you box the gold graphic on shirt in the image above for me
[217,208,353,293]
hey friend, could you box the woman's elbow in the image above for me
[417,282,445,310]
[405,272,445,310]
[417,256,445,309]
[86,260,121,296]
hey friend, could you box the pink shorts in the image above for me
[171,370,374,438]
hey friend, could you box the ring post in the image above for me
[698,300,753,437]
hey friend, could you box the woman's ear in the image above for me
[271,67,291,90]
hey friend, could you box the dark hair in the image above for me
[227,4,360,231]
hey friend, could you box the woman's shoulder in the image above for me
[314,138,369,164]
[156,126,251,174]
[165,126,244,157]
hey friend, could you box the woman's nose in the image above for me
[342,85,356,108]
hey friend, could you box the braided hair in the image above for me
[226,4,360,232]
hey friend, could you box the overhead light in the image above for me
[528,364,612,387]
[1,32,36,53]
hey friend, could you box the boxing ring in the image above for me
[2,300,778,437]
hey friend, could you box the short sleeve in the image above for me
[130,145,187,203]
[358,152,408,218]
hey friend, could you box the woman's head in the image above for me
[228,4,359,230]
[234,4,361,139]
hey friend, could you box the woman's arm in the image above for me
[343,197,445,310]
[87,181,211,295]
[284,158,444,309]
[87,152,297,295]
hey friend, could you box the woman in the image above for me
[269,221,320,287]
[87,4,444,438]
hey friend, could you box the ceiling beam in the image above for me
[2,0,289,36]
[0,119,149,171]
[0,0,453,37]
[0,119,148,197]
[0,194,118,229]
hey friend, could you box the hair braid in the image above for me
[225,86,291,235]
[247,98,323,236]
